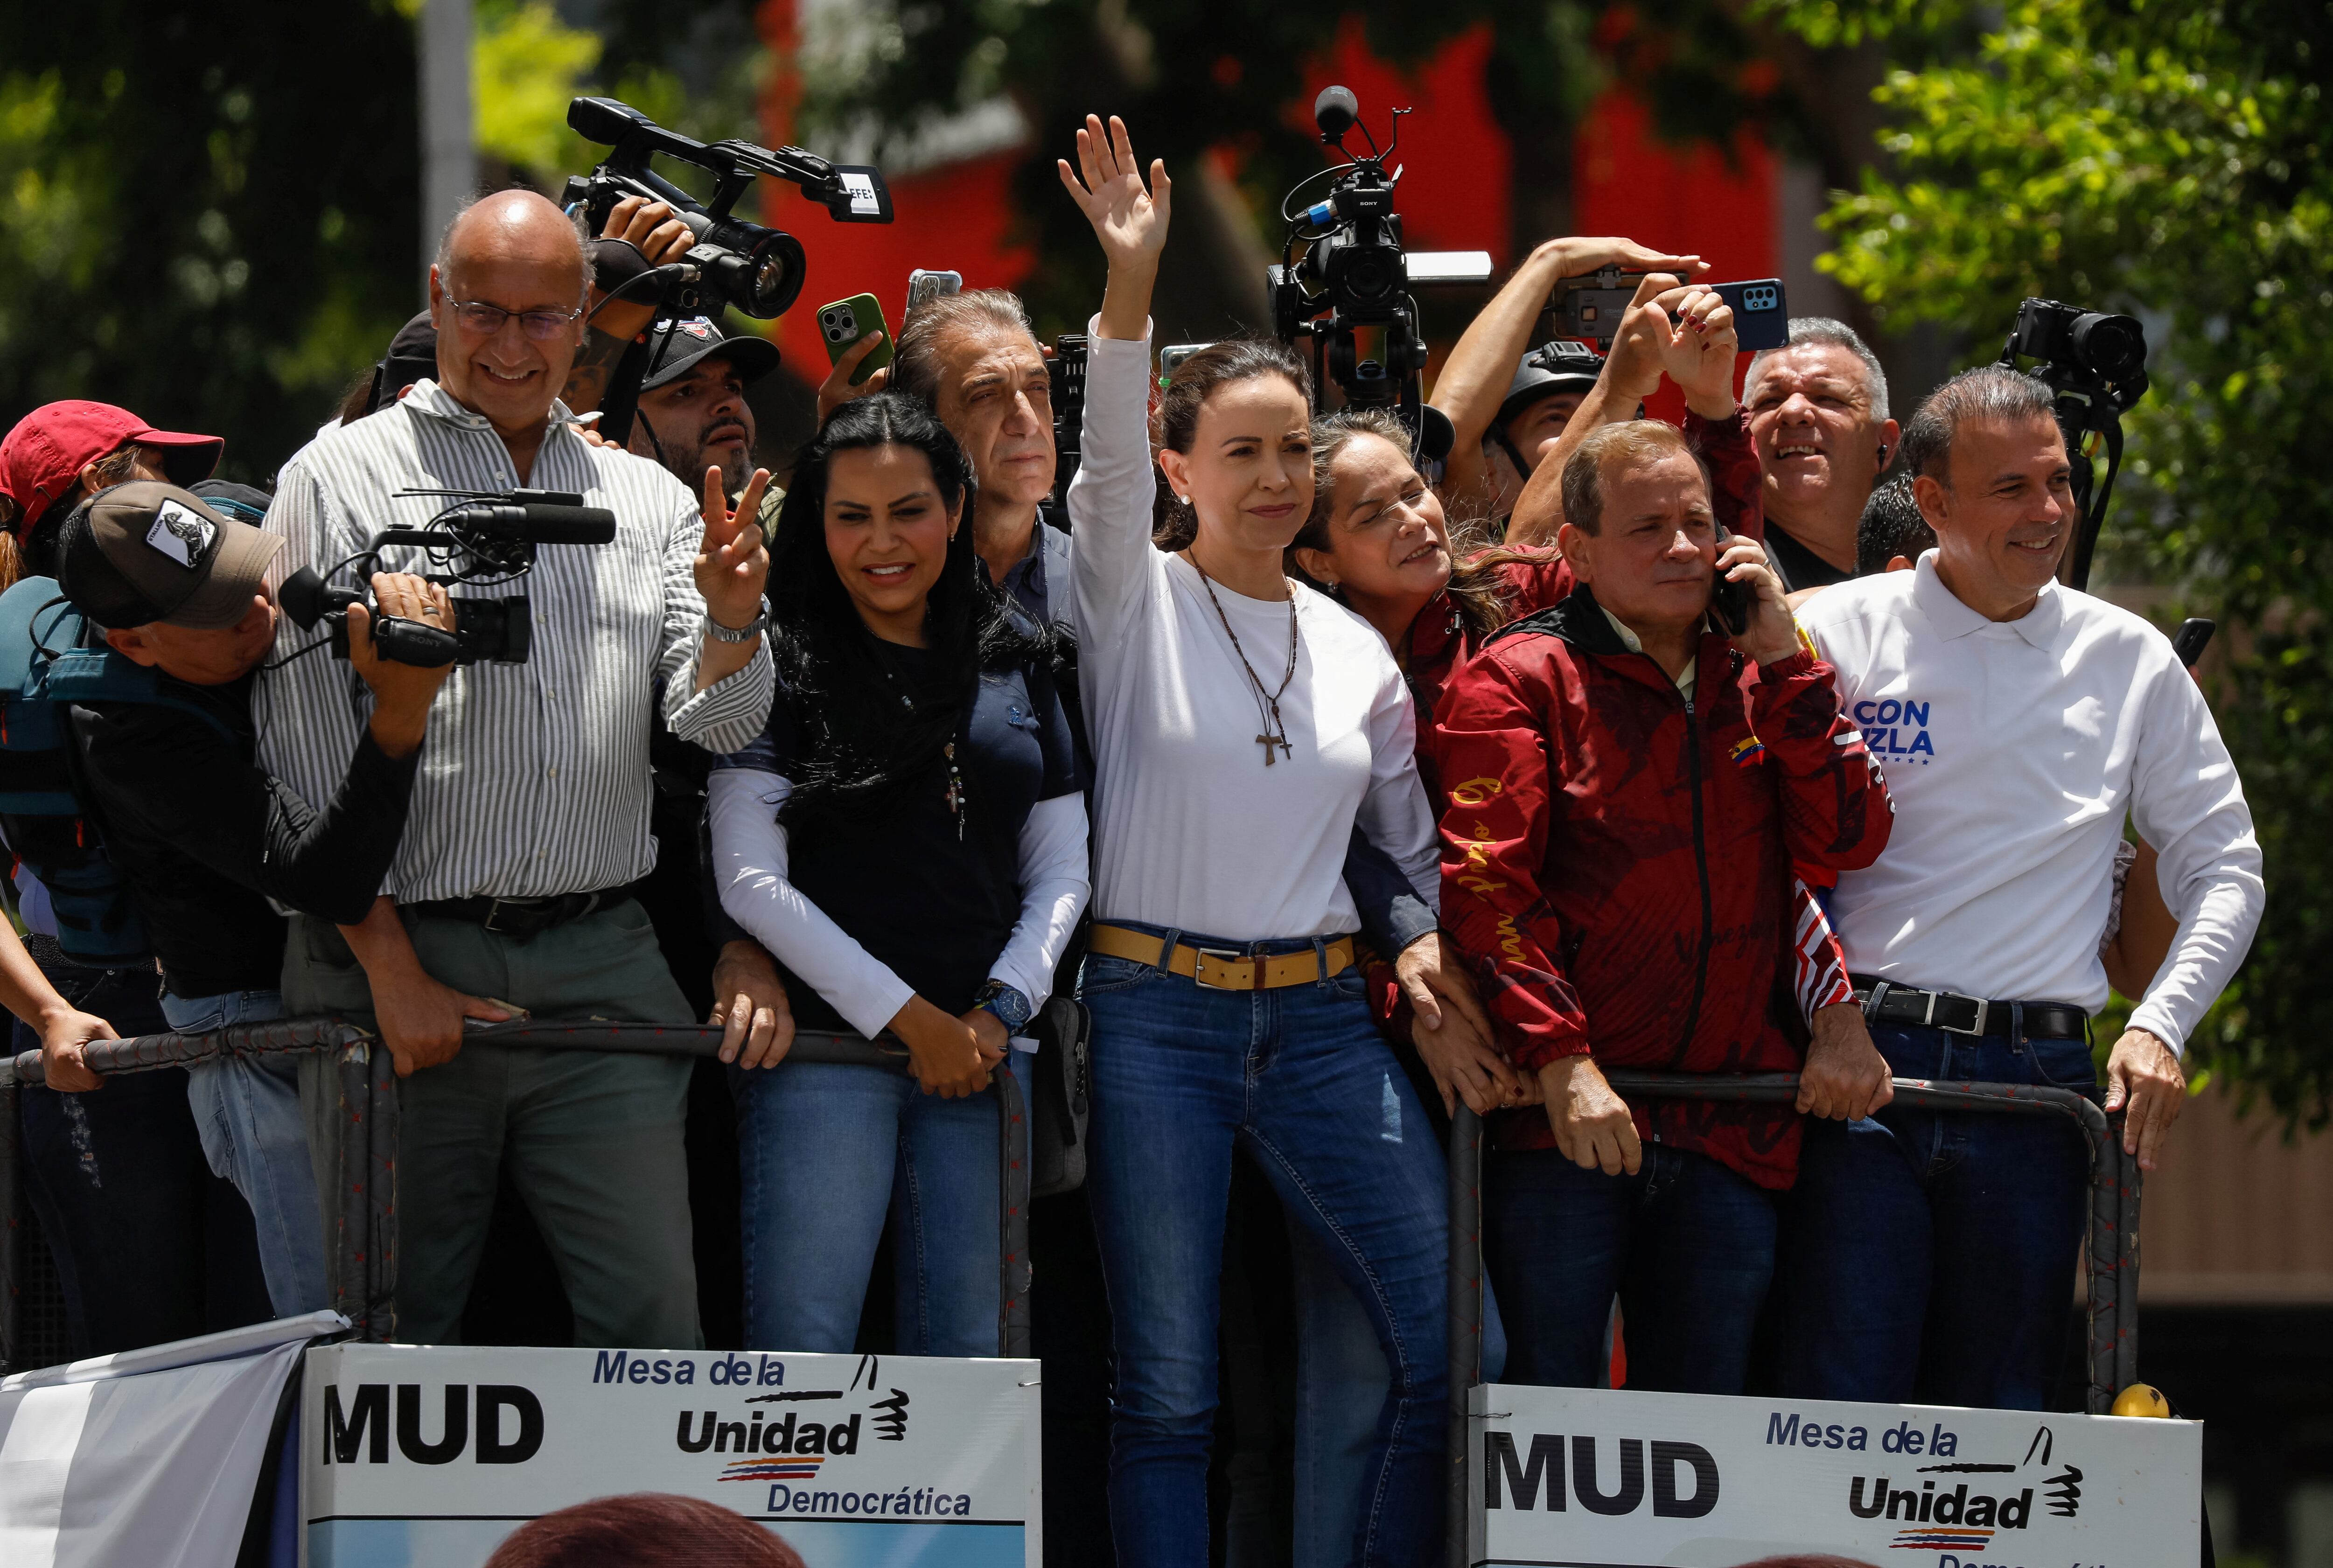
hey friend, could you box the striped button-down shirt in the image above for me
[254,380,774,904]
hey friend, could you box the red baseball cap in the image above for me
[0,402,223,539]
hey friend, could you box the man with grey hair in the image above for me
[1743,318,1900,591]
[256,189,778,1347]
[1781,363,2263,1409]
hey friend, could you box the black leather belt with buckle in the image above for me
[1851,977,2088,1041]
[405,891,614,942]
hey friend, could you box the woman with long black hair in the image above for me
[707,394,1088,1355]
[1057,115,1450,1568]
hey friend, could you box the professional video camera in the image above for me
[1998,298,2149,588]
[276,489,617,668]
[1269,86,1424,434]
[561,97,895,441]
[1267,88,1487,458]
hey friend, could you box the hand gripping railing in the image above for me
[1443,1072,2140,1568]
[0,1019,1032,1367]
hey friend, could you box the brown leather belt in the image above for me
[1090,924,1359,991]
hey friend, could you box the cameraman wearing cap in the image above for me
[51,482,454,1318]
[1430,237,1703,526]
[258,189,775,1350]
[621,310,799,1039]
[0,402,284,1355]
[558,203,803,1042]
[624,314,779,508]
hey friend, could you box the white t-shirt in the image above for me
[1799,554,2263,1052]
[1067,324,1438,941]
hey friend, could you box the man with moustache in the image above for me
[626,315,778,509]
[1741,319,1900,592]
[616,313,796,1031]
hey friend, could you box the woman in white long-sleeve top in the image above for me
[707,394,1089,1355]
[1056,115,1451,1568]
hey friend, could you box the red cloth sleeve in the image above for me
[1433,649,1590,1071]
[1687,407,1765,544]
[1746,648,1894,876]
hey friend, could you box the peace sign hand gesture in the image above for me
[692,464,772,691]
[1057,114,1171,341]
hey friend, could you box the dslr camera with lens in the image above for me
[1998,297,2150,587]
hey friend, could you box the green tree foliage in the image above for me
[0,1,422,482]
[1766,0,2332,1126]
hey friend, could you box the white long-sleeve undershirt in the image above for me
[709,768,1090,1042]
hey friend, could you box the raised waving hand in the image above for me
[1057,114,1170,341]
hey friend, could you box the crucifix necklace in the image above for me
[1186,550,1299,766]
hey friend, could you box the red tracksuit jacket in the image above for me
[1430,585,1892,1188]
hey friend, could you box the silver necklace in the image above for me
[1185,550,1299,766]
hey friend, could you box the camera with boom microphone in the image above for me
[277,488,618,668]
[1269,87,1427,433]
[1265,88,1488,460]
[561,97,896,446]
[562,96,893,323]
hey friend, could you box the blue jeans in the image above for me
[163,988,329,1318]
[734,1055,1006,1356]
[15,964,270,1358]
[1775,1022,2096,1410]
[1083,923,1449,1568]
[1488,1141,1777,1393]
[1285,1204,1506,1568]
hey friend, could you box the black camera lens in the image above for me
[2071,312,2146,382]
[1344,248,1399,305]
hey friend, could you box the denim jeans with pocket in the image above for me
[1488,1140,1778,1394]
[1082,921,1450,1568]
[164,987,330,1317]
[1774,1020,2097,1410]
[733,1056,1004,1357]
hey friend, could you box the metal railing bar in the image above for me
[1444,1070,2138,1568]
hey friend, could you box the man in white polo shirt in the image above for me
[1778,364,2263,1409]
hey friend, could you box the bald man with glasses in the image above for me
[256,190,779,1347]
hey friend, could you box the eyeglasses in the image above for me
[444,299,584,341]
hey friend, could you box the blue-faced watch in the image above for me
[975,980,1034,1033]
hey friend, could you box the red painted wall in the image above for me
[749,2,1775,393]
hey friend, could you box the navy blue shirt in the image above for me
[714,653,1081,1032]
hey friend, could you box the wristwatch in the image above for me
[706,596,769,644]
[974,979,1034,1033]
